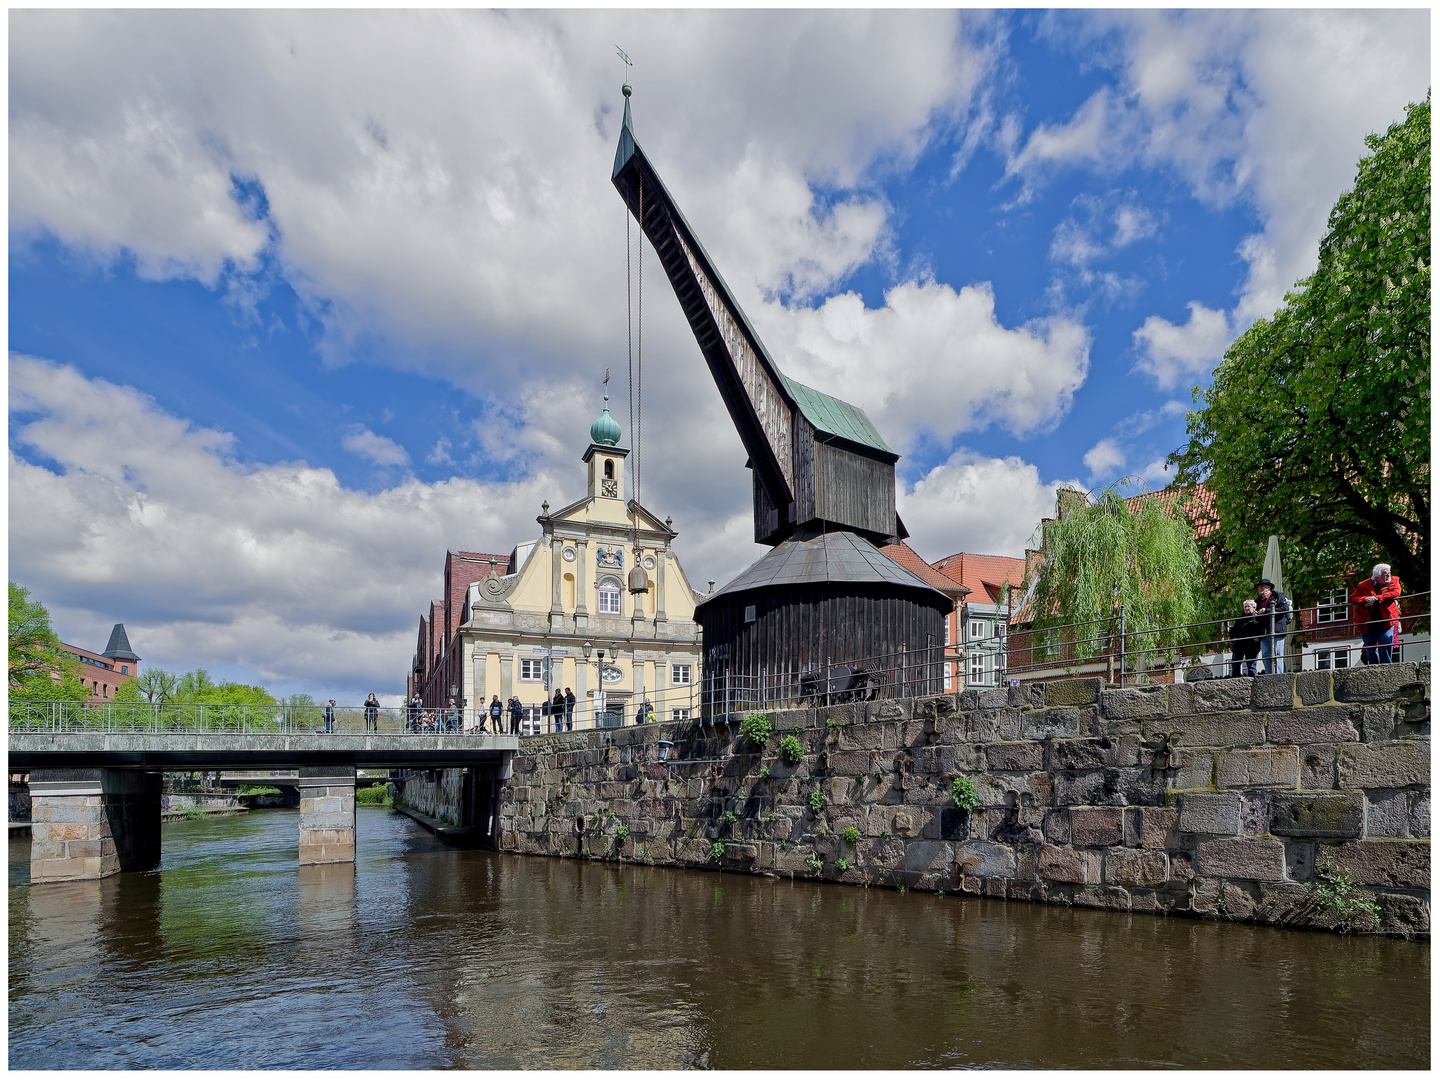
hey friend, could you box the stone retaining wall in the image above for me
[421,662,1432,935]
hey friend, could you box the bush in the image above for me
[759,766,772,782]
[721,810,738,825]
[355,785,391,806]
[841,826,860,846]
[615,823,630,844]
[778,734,804,766]
[1313,853,1381,932]
[951,776,978,812]
[237,785,281,796]
[835,857,850,872]
[804,857,823,871]
[710,841,725,863]
[808,790,826,816]
[741,712,772,749]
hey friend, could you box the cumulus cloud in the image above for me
[342,427,409,467]
[1132,301,1231,389]
[897,449,1081,561]
[1082,438,1126,482]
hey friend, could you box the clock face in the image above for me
[562,547,576,562]
[643,555,656,570]
[601,478,618,498]
[600,664,624,684]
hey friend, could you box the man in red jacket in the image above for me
[1350,564,1402,665]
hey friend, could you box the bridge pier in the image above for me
[298,766,355,865]
[29,768,161,883]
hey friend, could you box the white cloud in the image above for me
[342,427,409,467]
[1132,301,1231,389]
[758,280,1090,448]
[1138,457,1174,486]
[1082,437,1126,482]
[898,449,1082,560]
[1112,203,1157,246]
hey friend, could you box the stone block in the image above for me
[1364,790,1409,838]
[1192,678,1253,712]
[1294,670,1333,706]
[975,688,1009,710]
[1336,743,1429,789]
[1269,793,1363,838]
[1360,704,1398,742]
[1070,807,1123,845]
[1380,893,1431,937]
[953,840,1012,878]
[1071,885,1131,911]
[1053,770,1107,806]
[1045,679,1103,707]
[1196,837,1286,881]
[1165,714,1266,748]
[1168,852,1194,882]
[1043,809,1070,844]
[1217,746,1300,789]
[1104,848,1168,888]
[1409,791,1430,838]
[1266,706,1360,744]
[985,742,1044,771]
[1284,841,1314,882]
[1178,792,1241,835]
[1022,707,1079,740]
[1324,839,1429,888]
[1038,844,1092,884]
[1240,791,1269,836]
[1137,808,1179,850]
[1334,662,1420,703]
[1172,750,1215,791]
[889,807,926,839]
[1100,686,1167,720]
[1047,739,1107,771]
[1299,745,1337,790]
[939,807,971,841]
[1250,673,1295,710]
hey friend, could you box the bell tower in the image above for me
[583,379,628,500]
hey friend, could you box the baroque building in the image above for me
[409,391,703,730]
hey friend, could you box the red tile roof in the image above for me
[932,551,1027,604]
[1125,483,1216,538]
[880,541,969,599]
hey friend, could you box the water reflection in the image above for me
[9,810,1430,1069]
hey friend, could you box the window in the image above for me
[744,605,757,623]
[120,665,129,675]
[943,662,953,691]
[671,664,692,686]
[520,658,544,681]
[671,708,691,722]
[1315,589,1348,624]
[1314,648,1350,670]
[603,460,614,479]
[598,578,622,615]
[969,620,986,639]
[944,618,951,647]
[969,654,987,684]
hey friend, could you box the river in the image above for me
[8,807,1429,1069]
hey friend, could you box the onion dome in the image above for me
[590,387,622,446]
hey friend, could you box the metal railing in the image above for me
[7,702,496,736]
[700,643,947,716]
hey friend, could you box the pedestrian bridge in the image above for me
[11,713,518,886]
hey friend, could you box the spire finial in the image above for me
[616,44,633,91]
[603,366,610,403]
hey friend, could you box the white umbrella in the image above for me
[1262,535,1287,671]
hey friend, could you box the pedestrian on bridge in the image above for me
[446,697,460,733]
[564,688,575,731]
[408,694,422,732]
[324,700,336,734]
[552,690,565,733]
[508,695,522,736]
[364,693,381,732]
[488,695,502,733]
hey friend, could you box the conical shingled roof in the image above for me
[696,529,949,612]
[102,623,140,661]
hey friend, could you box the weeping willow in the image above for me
[1025,486,1203,665]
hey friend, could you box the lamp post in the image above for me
[449,682,462,734]
[582,640,605,729]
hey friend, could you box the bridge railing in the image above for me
[6,702,506,736]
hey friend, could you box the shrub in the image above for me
[238,784,281,796]
[759,766,772,782]
[841,826,860,846]
[951,776,978,812]
[872,768,884,781]
[615,823,630,844]
[1313,853,1382,932]
[804,857,823,871]
[721,810,738,825]
[808,790,826,816]
[710,841,725,862]
[835,857,850,872]
[741,712,772,749]
[825,716,841,735]
[355,785,391,806]
[778,734,804,766]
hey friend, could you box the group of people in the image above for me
[321,693,382,733]
[1228,564,1402,676]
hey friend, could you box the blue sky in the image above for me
[8,10,1428,700]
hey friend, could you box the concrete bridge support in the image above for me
[298,766,356,865]
[29,768,161,883]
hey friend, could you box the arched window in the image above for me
[604,460,614,480]
[598,577,622,615]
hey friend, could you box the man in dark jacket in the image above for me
[1254,578,1292,674]
[1228,600,1265,677]
[508,696,523,735]
[488,695,503,733]
[552,690,566,733]
[564,688,576,731]
[364,692,380,732]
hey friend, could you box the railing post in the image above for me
[1118,606,1126,687]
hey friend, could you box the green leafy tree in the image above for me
[8,582,88,700]
[1023,484,1203,658]
[1172,96,1430,604]
[172,668,276,706]
[128,667,179,703]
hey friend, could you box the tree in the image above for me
[130,667,179,703]
[1022,484,1203,661]
[8,582,88,700]
[1172,96,1429,606]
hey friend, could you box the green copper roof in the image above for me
[591,389,622,446]
[782,376,895,458]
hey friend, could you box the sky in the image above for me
[8,9,1430,703]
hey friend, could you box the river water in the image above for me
[9,808,1429,1069]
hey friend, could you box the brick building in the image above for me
[61,623,140,699]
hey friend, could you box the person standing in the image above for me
[446,697,460,733]
[1351,563,1402,664]
[508,695,522,736]
[488,695,503,733]
[1254,578,1292,675]
[407,694,421,732]
[1227,601,1264,677]
[323,699,336,734]
[563,688,576,732]
[552,689,566,733]
[364,692,380,732]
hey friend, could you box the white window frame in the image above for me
[671,708,691,722]
[519,658,544,681]
[1314,647,1351,670]
[943,662,953,691]
[671,664,692,686]
[969,620,987,640]
[944,618,952,647]
[597,577,623,615]
[969,654,987,684]
[1315,589,1348,624]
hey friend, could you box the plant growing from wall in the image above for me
[1312,852,1382,932]
[615,823,630,844]
[710,841,725,863]
[804,857,823,871]
[741,712,772,750]
[879,828,892,842]
[872,767,884,781]
[808,790,826,816]
[841,826,860,847]
[721,810,738,826]
[778,734,804,767]
[951,776,978,813]
[825,717,841,736]
[835,857,850,872]
[759,766,771,782]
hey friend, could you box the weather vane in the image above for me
[616,45,632,86]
